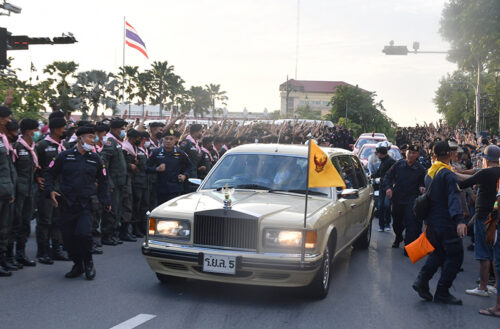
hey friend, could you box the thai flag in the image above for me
[125,21,149,59]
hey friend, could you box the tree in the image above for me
[205,83,228,118]
[188,86,211,118]
[72,70,119,120]
[43,61,79,114]
[148,61,177,118]
[294,105,322,120]
[117,65,139,104]
[135,71,153,117]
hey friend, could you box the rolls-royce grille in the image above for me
[193,214,258,250]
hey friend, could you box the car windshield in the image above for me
[201,154,330,196]
[355,138,378,148]
[366,149,402,174]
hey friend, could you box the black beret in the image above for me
[20,118,39,131]
[0,106,12,118]
[202,136,213,146]
[162,129,178,137]
[408,144,421,152]
[110,119,127,129]
[190,124,202,133]
[433,141,451,156]
[140,131,150,139]
[49,117,66,129]
[76,120,92,127]
[48,111,65,120]
[95,123,110,132]
[6,120,18,132]
[149,121,165,128]
[126,129,141,138]
[76,125,95,136]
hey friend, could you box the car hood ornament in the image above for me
[221,184,234,210]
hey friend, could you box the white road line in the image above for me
[110,314,157,329]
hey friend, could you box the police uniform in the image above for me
[99,120,127,244]
[383,148,426,247]
[35,118,68,263]
[147,143,193,204]
[44,126,111,280]
[198,147,213,180]
[146,137,161,211]
[120,129,140,242]
[132,140,149,237]
[180,136,201,179]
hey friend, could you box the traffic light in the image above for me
[382,45,409,55]
[8,35,29,50]
[0,27,7,66]
[28,37,52,45]
[52,36,76,44]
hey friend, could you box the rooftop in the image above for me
[279,80,354,94]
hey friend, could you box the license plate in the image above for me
[202,254,236,275]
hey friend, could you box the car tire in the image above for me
[306,243,331,300]
[156,273,186,284]
[353,217,372,250]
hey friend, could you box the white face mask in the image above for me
[144,141,151,148]
[102,136,108,143]
[82,142,93,152]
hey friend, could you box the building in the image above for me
[279,79,356,117]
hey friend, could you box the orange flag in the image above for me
[308,140,346,188]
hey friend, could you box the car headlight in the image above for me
[264,229,316,249]
[148,218,191,239]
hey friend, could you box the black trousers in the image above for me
[60,200,93,264]
[417,224,464,289]
[101,185,123,237]
[37,196,62,253]
[392,200,422,245]
[0,199,13,254]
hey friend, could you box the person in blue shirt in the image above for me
[45,126,111,280]
[412,141,467,305]
[147,129,193,204]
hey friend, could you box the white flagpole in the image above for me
[122,16,126,104]
[301,138,311,264]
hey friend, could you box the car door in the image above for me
[332,155,359,244]
[350,155,371,235]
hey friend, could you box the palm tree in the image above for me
[43,61,79,114]
[189,86,211,118]
[135,71,153,117]
[205,83,228,118]
[72,70,119,120]
[117,65,139,104]
[148,61,176,118]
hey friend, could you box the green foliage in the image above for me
[328,85,396,139]
[337,117,362,137]
[188,86,211,118]
[43,61,79,114]
[294,105,322,120]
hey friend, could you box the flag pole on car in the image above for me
[302,140,346,264]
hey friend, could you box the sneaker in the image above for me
[486,285,497,295]
[465,287,490,297]
[384,226,391,232]
[378,228,384,232]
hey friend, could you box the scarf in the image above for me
[44,135,66,153]
[18,136,40,168]
[212,145,220,159]
[138,146,149,158]
[106,132,123,146]
[94,142,104,153]
[201,146,214,162]
[0,133,16,162]
[222,144,228,151]
[122,139,137,158]
[427,161,452,179]
[150,138,160,149]
[186,135,201,154]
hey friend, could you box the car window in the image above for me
[332,155,356,189]
[388,149,402,160]
[359,147,375,159]
[355,138,378,148]
[351,156,367,188]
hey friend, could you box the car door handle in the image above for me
[350,204,356,208]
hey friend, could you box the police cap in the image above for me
[127,128,141,138]
[149,121,165,128]
[6,120,18,132]
[408,144,421,152]
[95,123,110,133]
[20,118,39,131]
[433,141,451,156]
[76,125,95,136]
[0,106,12,118]
[162,129,178,138]
[140,130,150,139]
[49,117,66,129]
[48,111,65,120]
[109,119,127,129]
[190,124,202,134]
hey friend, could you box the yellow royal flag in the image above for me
[308,140,346,188]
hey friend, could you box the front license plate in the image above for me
[202,254,236,275]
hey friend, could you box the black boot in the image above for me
[412,275,433,301]
[119,225,137,242]
[52,245,69,261]
[37,246,54,265]
[84,259,96,280]
[65,261,84,279]
[0,266,12,277]
[0,252,18,271]
[91,243,103,255]
[15,248,36,267]
[6,245,22,269]
[434,285,462,305]
[132,224,144,238]
[101,235,117,246]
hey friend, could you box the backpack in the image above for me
[413,168,445,221]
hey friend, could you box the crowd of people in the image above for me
[0,95,499,317]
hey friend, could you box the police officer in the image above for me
[0,106,17,277]
[146,125,162,211]
[131,131,150,237]
[372,142,396,232]
[199,136,214,179]
[11,119,40,268]
[180,124,203,179]
[147,129,193,204]
[412,142,467,304]
[384,144,426,250]
[100,119,127,245]
[45,125,111,280]
[36,114,68,263]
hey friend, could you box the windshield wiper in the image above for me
[234,184,270,190]
[269,189,328,196]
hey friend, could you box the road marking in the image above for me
[110,314,157,329]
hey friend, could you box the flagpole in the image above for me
[302,138,311,264]
[122,16,126,105]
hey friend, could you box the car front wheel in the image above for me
[306,244,331,299]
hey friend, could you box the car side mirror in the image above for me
[188,178,202,186]
[338,188,359,199]
[349,144,354,150]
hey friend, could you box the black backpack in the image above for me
[413,169,445,221]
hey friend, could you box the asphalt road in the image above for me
[1,226,498,329]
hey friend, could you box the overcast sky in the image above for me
[4,0,456,126]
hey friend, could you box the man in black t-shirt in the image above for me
[458,145,500,297]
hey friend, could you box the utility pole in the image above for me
[295,0,300,80]
[475,61,481,136]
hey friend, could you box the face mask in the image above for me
[155,133,162,140]
[119,130,126,139]
[134,140,141,146]
[102,136,108,143]
[94,136,100,143]
[33,131,41,142]
[82,142,93,152]
[144,141,151,148]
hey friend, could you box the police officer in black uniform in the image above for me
[180,124,203,179]
[45,126,111,280]
[147,129,193,204]
[199,136,214,180]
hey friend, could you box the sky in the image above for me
[2,0,457,126]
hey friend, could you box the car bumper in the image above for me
[142,240,323,287]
